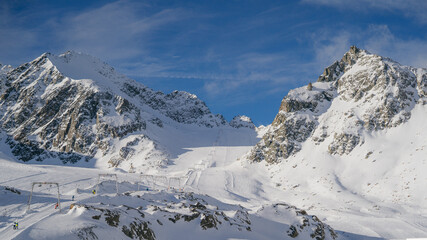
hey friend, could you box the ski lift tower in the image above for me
[27,182,61,212]
[95,174,119,195]
[137,174,154,191]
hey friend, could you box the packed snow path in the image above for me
[161,127,268,204]
[0,202,61,239]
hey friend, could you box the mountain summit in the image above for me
[244,47,426,229]
[248,46,426,163]
[0,51,238,170]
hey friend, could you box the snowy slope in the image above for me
[0,119,423,239]
[0,138,343,240]
[244,46,427,238]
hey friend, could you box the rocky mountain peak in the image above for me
[50,51,126,87]
[248,47,426,163]
[341,45,364,65]
[168,90,198,100]
[317,45,369,83]
[0,51,231,169]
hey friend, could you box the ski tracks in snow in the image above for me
[183,129,222,191]
[0,203,60,239]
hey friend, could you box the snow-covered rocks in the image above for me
[248,46,427,163]
[0,51,232,169]
[243,47,427,238]
[248,81,335,163]
[32,191,338,240]
[0,64,13,76]
[229,115,255,129]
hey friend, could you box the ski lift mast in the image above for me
[27,182,61,212]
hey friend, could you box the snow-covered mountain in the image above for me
[244,46,427,236]
[0,51,250,172]
[248,46,426,163]
[1,47,426,239]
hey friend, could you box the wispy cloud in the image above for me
[58,0,189,61]
[309,24,427,69]
[301,0,427,23]
[125,51,297,100]
[363,25,427,68]
[200,52,297,97]
[311,31,351,68]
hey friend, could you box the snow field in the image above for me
[0,113,426,239]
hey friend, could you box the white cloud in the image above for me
[200,52,296,97]
[363,25,427,68]
[309,24,427,69]
[301,0,427,23]
[58,0,187,61]
[311,31,351,67]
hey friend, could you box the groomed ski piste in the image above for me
[0,117,426,240]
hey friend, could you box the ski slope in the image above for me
[0,122,426,239]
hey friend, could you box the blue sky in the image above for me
[1,0,427,125]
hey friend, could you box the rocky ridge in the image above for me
[0,51,238,169]
[248,46,427,163]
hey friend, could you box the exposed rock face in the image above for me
[249,80,335,163]
[0,51,227,167]
[0,64,13,99]
[229,115,255,129]
[249,46,427,163]
[120,83,227,128]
